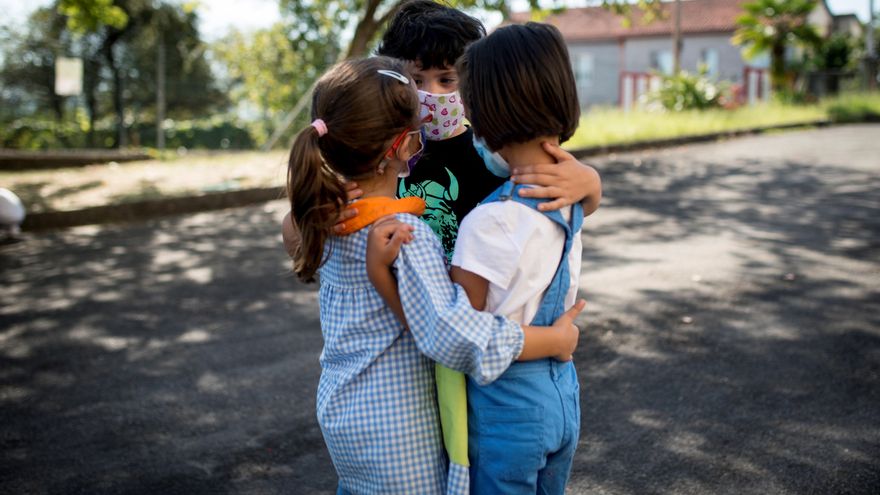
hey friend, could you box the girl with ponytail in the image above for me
[284,57,584,494]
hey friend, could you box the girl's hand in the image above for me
[550,299,587,362]
[366,215,416,268]
[333,181,364,235]
[511,142,601,214]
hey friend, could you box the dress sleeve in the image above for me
[393,215,524,385]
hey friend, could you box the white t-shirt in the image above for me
[451,200,583,325]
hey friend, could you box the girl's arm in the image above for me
[366,216,414,326]
[449,265,582,362]
[367,216,585,384]
[511,142,602,216]
[448,266,488,311]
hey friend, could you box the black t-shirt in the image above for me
[398,126,505,261]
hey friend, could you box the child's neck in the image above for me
[358,173,398,199]
[498,136,559,168]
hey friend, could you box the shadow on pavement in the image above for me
[571,143,880,494]
[2,127,879,494]
[1,203,336,494]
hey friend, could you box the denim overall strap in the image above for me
[481,180,584,326]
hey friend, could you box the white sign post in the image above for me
[55,57,83,96]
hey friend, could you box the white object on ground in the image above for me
[0,188,26,236]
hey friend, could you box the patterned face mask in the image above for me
[418,90,465,141]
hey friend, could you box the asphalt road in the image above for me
[2,124,878,494]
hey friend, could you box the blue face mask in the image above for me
[472,135,510,178]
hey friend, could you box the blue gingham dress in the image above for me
[317,213,524,495]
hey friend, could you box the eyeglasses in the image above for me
[383,126,424,161]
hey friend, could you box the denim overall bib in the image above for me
[467,181,584,494]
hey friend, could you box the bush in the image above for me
[643,70,728,112]
[0,117,256,150]
[824,92,880,123]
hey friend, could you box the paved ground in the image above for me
[1,124,878,494]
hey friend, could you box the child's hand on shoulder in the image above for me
[511,142,601,215]
[367,215,416,268]
[550,299,587,361]
[333,181,364,235]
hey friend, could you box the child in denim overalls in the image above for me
[450,23,588,494]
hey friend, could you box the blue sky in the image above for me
[1,0,874,41]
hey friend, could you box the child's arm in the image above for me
[365,218,585,384]
[280,182,364,258]
[511,142,602,216]
[450,265,582,362]
[448,266,488,311]
[366,216,415,326]
[281,212,301,259]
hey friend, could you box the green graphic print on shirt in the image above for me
[398,167,460,262]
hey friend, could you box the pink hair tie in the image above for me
[311,119,328,137]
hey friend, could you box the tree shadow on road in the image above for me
[571,149,880,493]
[0,201,335,494]
[2,140,879,494]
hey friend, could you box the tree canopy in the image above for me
[732,0,822,90]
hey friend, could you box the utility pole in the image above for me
[673,0,682,74]
[868,0,877,89]
[156,29,167,150]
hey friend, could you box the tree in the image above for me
[122,3,226,120]
[0,1,226,149]
[261,0,559,148]
[732,0,822,92]
[59,0,140,146]
[54,0,225,147]
[278,0,566,61]
[211,24,326,145]
[0,9,72,123]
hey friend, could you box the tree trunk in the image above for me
[345,19,377,59]
[103,31,126,148]
[672,0,682,74]
[82,54,99,148]
[344,0,405,59]
[771,42,787,92]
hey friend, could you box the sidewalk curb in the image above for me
[22,187,285,231]
[0,149,152,171]
[20,120,834,231]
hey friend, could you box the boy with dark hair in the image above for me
[378,0,485,76]
[375,0,601,259]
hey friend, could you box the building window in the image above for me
[650,50,673,75]
[700,48,719,77]
[573,53,594,90]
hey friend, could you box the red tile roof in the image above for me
[508,0,751,42]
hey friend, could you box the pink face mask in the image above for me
[418,90,465,141]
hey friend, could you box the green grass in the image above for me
[566,102,827,149]
[823,92,880,123]
[566,92,880,149]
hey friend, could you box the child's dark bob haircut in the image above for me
[458,22,580,151]
[377,0,485,69]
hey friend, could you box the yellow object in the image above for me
[436,364,469,466]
